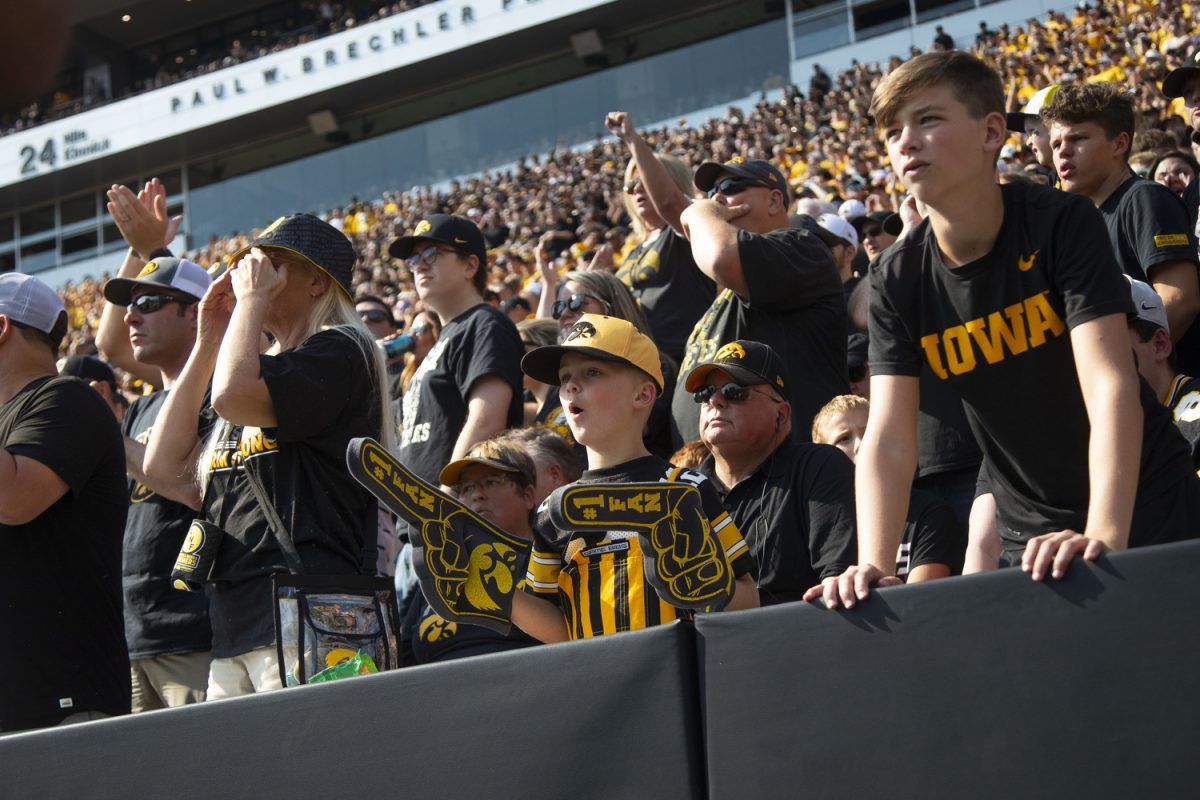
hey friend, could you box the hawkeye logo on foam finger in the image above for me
[920,291,1065,379]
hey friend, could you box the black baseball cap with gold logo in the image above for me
[522,314,664,392]
[684,339,790,396]
[1162,50,1200,99]
[693,157,791,201]
[389,214,487,266]
[228,213,357,299]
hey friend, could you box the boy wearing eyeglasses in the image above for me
[389,214,524,487]
[399,437,540,664]
[686,340,857,605]
[515,314,758,641]
[672,157,848,447]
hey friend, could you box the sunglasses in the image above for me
[128,294,187,314]
[860,226,883,238]
[552,292,611,320]
[358,308,391,323]
[848,364,867,383]
[693,382,784,405]
[623,179,643,194]
[406,244,461,268]
[706,177,771,199]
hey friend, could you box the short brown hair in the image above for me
[870,51,1004,129]
[811,394,869,443]
[1039,83,1134,157]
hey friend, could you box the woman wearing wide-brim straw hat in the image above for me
[145,213,395,699]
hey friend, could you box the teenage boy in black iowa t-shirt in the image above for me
[806,52,1199,611]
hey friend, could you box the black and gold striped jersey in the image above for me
[525,455,753,639]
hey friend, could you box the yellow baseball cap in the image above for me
[521,314,664,392]
[438,439,536,489]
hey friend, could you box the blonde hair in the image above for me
[811,394,870,444]
[561,269,653,339]
[623,155,696,246]
[198,266,396,491]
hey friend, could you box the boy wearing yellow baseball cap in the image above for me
[515,314,758,641]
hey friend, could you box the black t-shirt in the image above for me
[698,440,856,606]
[897,488,966,578]
[616,226,716,361]
[0,376,130,731]
[1165,373,1200,471]
[121,391,213,660]
[204,329,383,658]
[400,590,537,666]
[672,227,849,445]
[1099,174,1200,374]
[916,368,982,477]
[399,303,524,483]
[870,181,1194,537]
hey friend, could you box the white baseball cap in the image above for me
[0,273,68,347]
[816,213,858,248]
[103,257,212,306]
[1127,275,1169,333]
[837,198,867,221]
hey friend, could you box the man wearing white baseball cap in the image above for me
[1126,276,1200,468]
[98,255,216,713]
[0,273,131,732]
[815,212,859,288]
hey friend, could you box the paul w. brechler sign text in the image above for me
[3,0,615,189]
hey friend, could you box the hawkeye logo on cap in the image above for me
[260,216,286,237]
[565,321,597,342]
[726,156,745,165]
[414,219,432,236]
[716,342,746,360]
[137,261,159,278]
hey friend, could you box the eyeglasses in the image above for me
[406,244,461,268]
[128,294,187,315]
[453,473,517,498]
[692,382,784,405]
[623,179,643,194]
[358,308,390,323]
[552,292,611,320]
[706,177,771,199]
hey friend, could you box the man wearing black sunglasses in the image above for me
[98,256,216,713]
[388,214,524,488]
[686,340,857,605]
[672,157,849,447]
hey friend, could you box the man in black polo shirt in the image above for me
[0,273,129,733]
[688,340,856,605]
[1042,82,1200,370]
[673,158,849,445]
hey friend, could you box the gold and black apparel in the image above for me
[400,586,538,665]
[121,390,213,660]
[616,226,716,362]
[525,455,752,639]
[399,303,524,484]
[870,182,1198,544]
[671,227,848,446]
[204,330,382,658]
[1099,174,1200,375]
[0,377,130,731]
[698,440,857,606]
[1164,373,1200,472]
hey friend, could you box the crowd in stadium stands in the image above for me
[6,0,1200,733]
[0,1,439,136]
